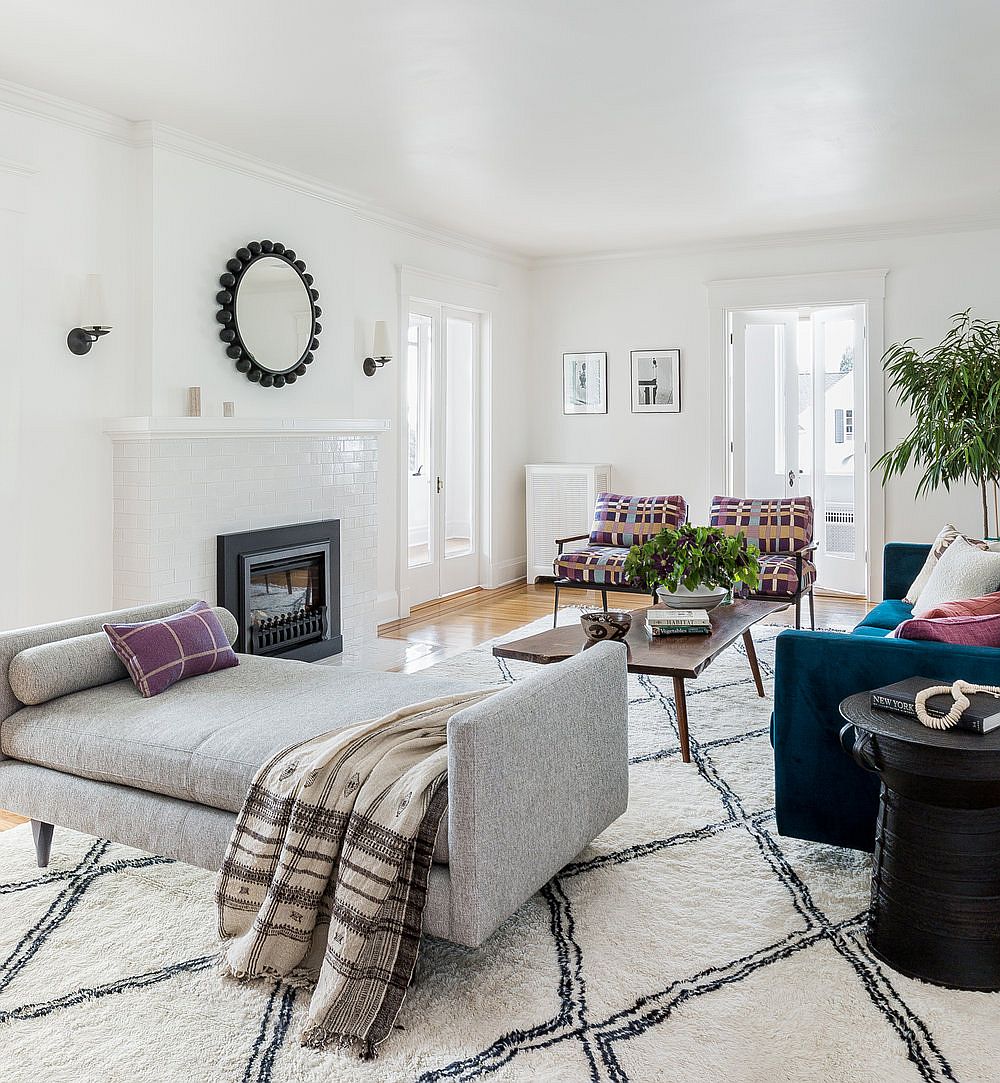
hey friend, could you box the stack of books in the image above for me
[646,609,712,638]
[871,677,1000,733]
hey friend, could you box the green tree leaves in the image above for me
[875,310,1000,536]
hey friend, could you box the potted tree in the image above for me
[624,523,761,609]
[876,310,1000,537]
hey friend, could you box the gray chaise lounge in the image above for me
[0,599,628,948]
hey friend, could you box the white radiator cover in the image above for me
[525,463,613,582]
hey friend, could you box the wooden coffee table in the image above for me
[493,599,787,763]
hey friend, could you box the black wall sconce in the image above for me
[67,275,113,356]
[363,321,392,376]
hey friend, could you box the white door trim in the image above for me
[707,269,888,600]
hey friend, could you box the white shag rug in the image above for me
[1,613,998,1083]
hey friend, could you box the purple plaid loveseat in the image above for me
[551,492,688,625]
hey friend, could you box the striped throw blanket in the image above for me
[216,689,496,1059]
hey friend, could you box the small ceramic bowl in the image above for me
[580,609,633,642]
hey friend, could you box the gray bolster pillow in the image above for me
[9,606,239,706]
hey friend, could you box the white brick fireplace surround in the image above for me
[104,417,389,649]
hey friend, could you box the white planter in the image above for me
[656,583,730,610]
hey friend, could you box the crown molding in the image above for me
[532,212,1000,269]
[0,77,134,145]
[133,122,528,268]
[0,156,37,178]
[0,79,528,267]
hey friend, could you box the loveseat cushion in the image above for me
[757,554,817,597]
[588,493,686,547]
[554,545,629,585]
[0,654,475,860]
[855,599,913,632]
[850,624,894,638]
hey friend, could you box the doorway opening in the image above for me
[729,303,868,596]
[404,299,484,608]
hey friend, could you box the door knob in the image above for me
[788,470,795,487]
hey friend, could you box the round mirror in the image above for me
[216,240,322,388]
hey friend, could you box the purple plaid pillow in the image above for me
[104,601,238,698]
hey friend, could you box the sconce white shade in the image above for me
[81,274,112,330]
[372,320,392,360]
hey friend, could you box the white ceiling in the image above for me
[2,0,1000,258]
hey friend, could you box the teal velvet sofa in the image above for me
[772,542,1000,851]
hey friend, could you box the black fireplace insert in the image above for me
[217,519,342,661]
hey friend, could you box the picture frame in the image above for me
[630,349,680,413]
[563,352,608,414]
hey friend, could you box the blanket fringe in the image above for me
[217,952,318,990]
[301,1024,377,1060]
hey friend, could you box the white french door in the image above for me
[406,301,481,606]
[730,303,868,595]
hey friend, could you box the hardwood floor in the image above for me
[0,583,867,833]
[378,581,868,674]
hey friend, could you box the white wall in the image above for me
[0,104,138,628]
[142,140,531,617]
[5,75,1000,629]
[529,228,1000,572]
[0,92,531,629]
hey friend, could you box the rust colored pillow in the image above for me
[894,612,1000,648]
[921,592,1000,619]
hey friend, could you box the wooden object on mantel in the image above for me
[493,599,788,763]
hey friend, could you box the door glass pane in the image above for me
[796,319,814,503]
[444,315,476,559]
[819,316,857,556]
[744,323,785,497]
[407,312,433,569]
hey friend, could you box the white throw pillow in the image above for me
[912,536,1000,616]
[904,524,989,604]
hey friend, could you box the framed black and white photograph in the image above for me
[631,349,680,413]
[563,352,608,414]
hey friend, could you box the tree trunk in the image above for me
[982,479,990,539]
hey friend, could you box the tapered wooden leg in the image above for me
[601,589,608,614]
[31,820,54,868]
[794,594,802,629]
[808,588,816,631]
[743,630,765,698]
[672,677,691,763]
[552,583,561,628]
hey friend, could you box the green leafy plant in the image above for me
[624,523,761,594]
[875,309,1000,537]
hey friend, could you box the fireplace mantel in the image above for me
[104,417,390,440]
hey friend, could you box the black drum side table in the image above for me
[840,691,1000,991]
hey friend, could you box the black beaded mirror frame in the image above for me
[215,240,322,388]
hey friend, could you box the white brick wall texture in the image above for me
[110,435,379,647]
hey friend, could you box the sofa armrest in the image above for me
[445,641,628,947]
[883,543,930,602]
[772,629,1000,850]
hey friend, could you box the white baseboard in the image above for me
[484,556,527,590]
[375,590,400,625]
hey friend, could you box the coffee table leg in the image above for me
[672,676,691,763]
[743,630,765,698]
